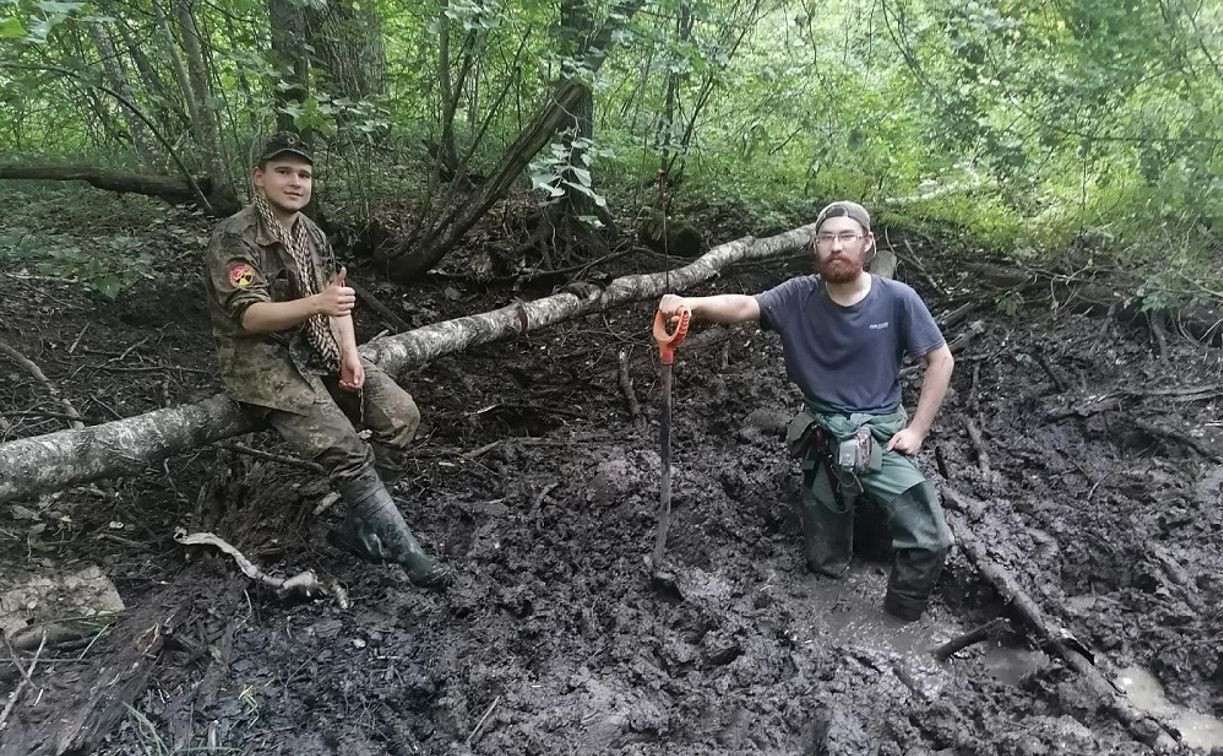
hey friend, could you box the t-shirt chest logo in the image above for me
[868,321,890,330]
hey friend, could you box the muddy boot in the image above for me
[882,482,950,621]
[331,474,451,590]
[800,465,855,577]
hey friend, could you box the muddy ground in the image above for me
[1,194,1221,755]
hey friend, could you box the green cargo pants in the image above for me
[789,405,952,619]
[266,358,420,485]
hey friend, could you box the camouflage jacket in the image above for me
[203,205,337,415]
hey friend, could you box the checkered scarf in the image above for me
[252,192,340,369]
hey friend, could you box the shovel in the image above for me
[648,305,690,577]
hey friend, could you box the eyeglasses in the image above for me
[815,232,867,246]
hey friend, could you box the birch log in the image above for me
[0,225,818,501]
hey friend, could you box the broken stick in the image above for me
[962,418,992,479]
[173,529,349,609]
[1034,352,1068,393]
[0,632,46,732]
[900,238,949,299]
[617,350,645,432]
[466,694,502,748]
[932,617,1010,662]
[0,337,84,430]
[219,441,325,473]
[9,613,121,652]
[1132,418,1223,463]
[349,279,412,334]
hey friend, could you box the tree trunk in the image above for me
[0,163,237,215]
[86,21,163,168]
[154,0,200,141]
[113,14,184,135]
[174,0,237,209]
[432,25,476,184]
[667,0,759,181]
[383,0,645,282]
[305,0,387,101]
[557,0,597,220]
[0,223,818,502]
[64,26,121,147]
[437,0,456,170]
[526,0,607,265]
[657,4,692,174]
[267,0,310,135]
[222,14,261,131]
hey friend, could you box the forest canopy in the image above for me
[0,0,1220,306]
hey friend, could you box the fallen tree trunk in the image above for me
[0,163,239,216]
[0,395,259,503]
[942,485,1184,754]
[0,224,817,502]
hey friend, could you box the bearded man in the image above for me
[202,132,450,590]
[656,201,954,621]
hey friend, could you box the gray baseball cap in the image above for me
[815,201,871,232]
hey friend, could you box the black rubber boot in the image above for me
[799,467,855,577]
[882,588,928,622]
[881,484,949,622]
[331,475,451,590]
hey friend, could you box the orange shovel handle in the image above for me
[653,306,690,365]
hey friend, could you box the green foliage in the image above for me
[995,290,1024,317]
[0,227,157,298]
[0,16,25,38]
[0,187,188,298]
[0,0,1219,307]
[529,133,613,225]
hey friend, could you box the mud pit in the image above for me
[1,214,1222,755]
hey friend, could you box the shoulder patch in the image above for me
[228,263,256,288]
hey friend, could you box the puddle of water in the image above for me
[1116,665,1223,751]
[981,642,1048,686]
[795,567,960,697]
[802,568,942,652]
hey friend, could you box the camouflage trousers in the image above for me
[266,358,420,485]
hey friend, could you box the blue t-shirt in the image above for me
[754,275,945,413]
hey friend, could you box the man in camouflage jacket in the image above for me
[203,132,449,590]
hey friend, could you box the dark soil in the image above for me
[1,195,1221,755]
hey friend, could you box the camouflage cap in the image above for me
[259,131,312,165]
[814,200,871,232]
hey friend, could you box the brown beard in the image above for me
[817,253,864,284]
